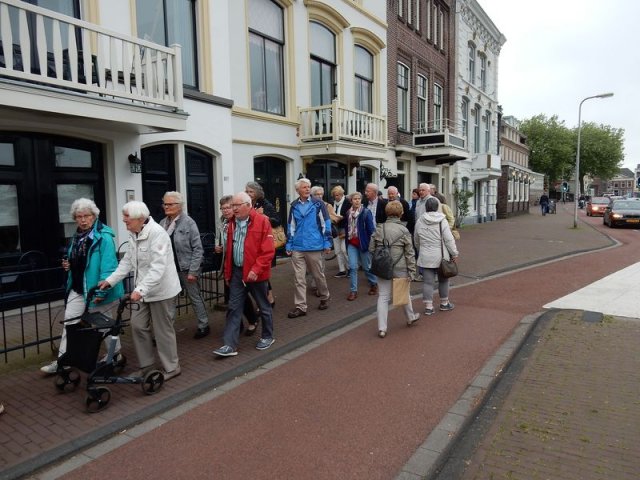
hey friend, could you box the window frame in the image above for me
[479,53,487,91]
[417,74,428,133]
[473,105,481,154]
[354,45,374,113]
[248,0,286,116]
[433,83,443,132]
[468,42,476,85]
[309,21,337,107]
[397,62,410,132]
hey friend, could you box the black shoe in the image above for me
[318,299,329,310]
[193,326,210,339]
[287,308,307,318]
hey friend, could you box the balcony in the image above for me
[298,100,387,160]
[413,119,468,165]
[471,153,502,181]
[0,0,187,132]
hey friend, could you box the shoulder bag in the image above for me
[438,221,458,278]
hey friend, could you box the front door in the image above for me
[0,132,105,265]
[185,147,214,234]
[254,157,287,227]
[305,160,347,202]
[141,145,176,223]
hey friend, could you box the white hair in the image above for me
[163,191,184,204]
[70,198,100,219]
[234,191,252,205]
[295,177,311,190]
[311,185,325,196]
[122,201,150,219]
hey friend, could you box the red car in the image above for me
[586,197,610,217]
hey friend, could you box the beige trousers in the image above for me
[291,250,330,311]
[131,297,179,372]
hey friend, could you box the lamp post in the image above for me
[573,92,614,228]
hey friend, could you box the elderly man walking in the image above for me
[286,178,332,318]
[364,183,387,227]
[387,186,414,233]
[213,192,275,357]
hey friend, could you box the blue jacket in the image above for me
[344,207,375,252]
[66,221,124,307]
[286,197,332,252]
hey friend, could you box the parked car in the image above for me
[586,197,610,217]
[603,199,640,228]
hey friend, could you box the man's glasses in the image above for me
[162,203,179,207]
[231,202,250,208]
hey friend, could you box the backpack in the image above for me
[369,225,404,280]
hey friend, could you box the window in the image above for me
[480,54,487,91]
[310,22,336,106]
[417,74,427,133]
[407,0,412,25]
[426,0,432,40]
[433,4,439,47]
[433,83,443,131]
[415,0,420,30]
[397,63,410,131]
[398,0,403,17]
[354,46,373,113]
[473,106,480,153]
[484,111,491,152]
[136,0,198,88]
[249,0,285,115]
[461,98,469,139]
[438,9,444,48]
[468,43,476,84]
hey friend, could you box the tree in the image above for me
[520,114,626,193]
[573,122,624,192]
[452,182,473,228]
[520,115,574,185]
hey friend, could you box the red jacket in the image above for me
[224,209,275,283]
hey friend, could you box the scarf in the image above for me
[164,214,181,236]
[348,206,362,240]
[70,227,94,294]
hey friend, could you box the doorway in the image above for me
[306,160,348,202]
[254,156,288,227]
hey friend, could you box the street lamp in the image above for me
[573,92,614,228]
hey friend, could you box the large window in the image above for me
[248,0,285,115]
[397,63,410,131]
[136,0,198,88]
[480,54,487,91]
[417,74,427,133]
[484,111,491,152]
[473,106,481,153]
[461,98,469,139]
[433,83,443,131]
[468,42,476,85]
[310,22,336,106]
[354,46,373,113]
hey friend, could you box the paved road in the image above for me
[2,203,638,479]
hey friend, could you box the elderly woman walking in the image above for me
[99,201,182,381]
[41,198,124,374]
[159,191,210,339]
[414,197,459,316]
[369,201,420,338]
[344,191,377,300]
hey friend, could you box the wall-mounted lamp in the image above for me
[128,152,142,174]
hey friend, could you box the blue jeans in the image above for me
[223,265,273,349]
[347,244,377,292]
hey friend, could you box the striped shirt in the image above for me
[232,218,248,267]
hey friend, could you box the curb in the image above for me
[395,309,554,480]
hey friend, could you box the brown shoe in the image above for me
[347,291,358,301]
[318,299,329,310]
[368,285,378,295]
[287,308,307,318]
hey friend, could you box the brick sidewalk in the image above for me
[460,311,640,480]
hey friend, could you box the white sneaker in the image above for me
[407,313,420,326]
[40,361,58,374]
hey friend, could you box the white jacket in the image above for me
[106,217,181,302]
[414,211,459,269]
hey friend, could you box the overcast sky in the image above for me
[479,0,639,173]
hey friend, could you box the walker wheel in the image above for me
[141,369,164,395]
[85,387,111,413]
[112,353,127,375]
[54,368,81,393]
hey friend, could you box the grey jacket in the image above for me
[159,214,204,275]
[414,211,458,269]
[369,217,417,280]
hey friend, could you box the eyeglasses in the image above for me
[221,205,233,210]
[75,214,94,220]
[231,202,250,208]
[162,203,179,207]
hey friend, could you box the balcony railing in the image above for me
[299,100,386,147]
[0,0,183,111]
[413,119,466,150]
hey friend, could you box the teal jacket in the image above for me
[66,220,124,307]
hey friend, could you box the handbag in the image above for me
[370,224,404,280]
[392,277,410,306]
[272,225,286,249]
[438,221,458,278]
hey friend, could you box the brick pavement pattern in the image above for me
[462,311,640,480]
